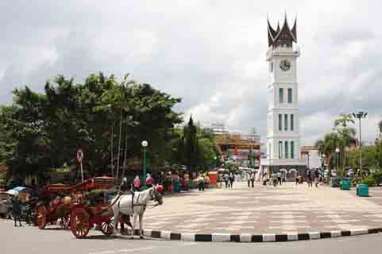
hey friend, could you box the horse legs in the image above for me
[139,213,143,239]
[111,210,119,235]
[132,213,137,237]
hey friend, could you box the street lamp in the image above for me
[141,140,148,180]
[352,111,367,176]
[335,147,340,175]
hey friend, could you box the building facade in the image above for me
[260,16,306,175]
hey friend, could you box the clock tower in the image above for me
[261,15,306,177]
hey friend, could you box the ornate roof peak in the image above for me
[267,14,297,48]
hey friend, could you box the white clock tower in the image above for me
[261,15,306,176]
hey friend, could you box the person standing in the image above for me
[145,173,154,188]
[132,175,141,191]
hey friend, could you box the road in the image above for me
[1,220,382,254]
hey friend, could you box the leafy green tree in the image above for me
[0,73,182,183]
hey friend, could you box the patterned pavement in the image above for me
[143,182,382,234]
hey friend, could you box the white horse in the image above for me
[111,186,163,238]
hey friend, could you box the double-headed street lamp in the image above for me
[352,111,368,176]
[141,140,148,180]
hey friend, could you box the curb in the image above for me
[141,228,382,242]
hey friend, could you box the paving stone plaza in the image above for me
[143,182,382,234]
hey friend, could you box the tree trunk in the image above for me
[122,115,129,182]
[110,122,114,177]
[116,111,123,182]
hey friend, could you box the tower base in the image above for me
[260,159,307,181]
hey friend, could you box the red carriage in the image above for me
[68,176,118,238]
[34,183,74,229]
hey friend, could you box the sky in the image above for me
[1,0,382,145]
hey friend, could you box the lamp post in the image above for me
[335,147,340,175]
[141,140,148,180]
[352,111,367,176]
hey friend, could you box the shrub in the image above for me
[372,171,382,185]
[361,175,377,187]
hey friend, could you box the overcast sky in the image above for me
[1,0,382,145]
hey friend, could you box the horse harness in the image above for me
[116,191,148,210]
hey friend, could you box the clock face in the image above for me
[280,59,291,71]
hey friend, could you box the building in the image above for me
[300,146,322,169]
[211,124,261,168]
[260,15,306,175]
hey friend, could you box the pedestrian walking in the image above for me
[277,171,282,185]
[229,172,235,188]
[224,172,229,188]
[250,171,255,188]
[314,169,320,187]
[307,170,313,188]
[11,196,22,227]
[247,171,251,188]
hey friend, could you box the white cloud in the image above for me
[0,0,382,146]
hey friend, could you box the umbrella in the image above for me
[13,186,27,192]
[6,189,18,196]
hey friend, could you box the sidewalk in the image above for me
[143,182,382,234]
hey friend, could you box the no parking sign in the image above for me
[76,149,84,162]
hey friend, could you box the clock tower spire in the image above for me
[261,15,306,178]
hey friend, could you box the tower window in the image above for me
[279,88,284,103]
[278,141,283,159]
[285,141,289,159]
[291,114,294,131]
[278,114,282,131]
[288,88,293,103]
[291,141,295,159]
[284,114,288,131]
[270,62,273,72]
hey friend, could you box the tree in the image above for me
[0,73,182,183]
[183,117,199,172]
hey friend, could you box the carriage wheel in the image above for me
[100,221,114,236]
[70,208,90,238]
[35,205,47,229]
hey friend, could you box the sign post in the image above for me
[77,149,84,182]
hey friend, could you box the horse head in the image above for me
[149,185,163,205]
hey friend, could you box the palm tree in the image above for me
[315,132,340,179]
[334,113,355,128]
[334,114,356,176]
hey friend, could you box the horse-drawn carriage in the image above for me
[35,177,116,233]
[69,177,164,239]
[69,176,117,238]
[35,183,73,229]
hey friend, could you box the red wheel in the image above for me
[100,221,114,236]
[35,205,47,229]
[70,208,90,238]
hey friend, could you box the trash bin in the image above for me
[356,184,369,197]
[340,179,351,190]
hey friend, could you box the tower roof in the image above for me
[267,14,297,48]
